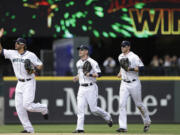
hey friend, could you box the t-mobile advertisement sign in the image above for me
[4,80,174,124]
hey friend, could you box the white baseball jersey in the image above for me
[118,51,144,81]
[3,49,42,79]
[76,57,101,84]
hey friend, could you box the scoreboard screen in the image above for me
[0,0,180,38]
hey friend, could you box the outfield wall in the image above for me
[2,76,180,124]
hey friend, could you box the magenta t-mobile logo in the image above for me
[9,87,17,116]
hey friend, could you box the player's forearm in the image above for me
[119,67,121,72]
[128,67,140,72]
[0,28,4,52]
[75,74,79,79]
[36,65,43,71]
[0,42,2,54]
[117,71,121,78]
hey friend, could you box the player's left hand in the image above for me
[85,72,90,77]
[0,28,4,38]
[120,58,130,71]
[86,73,99,77]
[24,59,34,74]
[83,61,92,75]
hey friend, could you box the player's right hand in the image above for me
[117,72,121,78]
[0,28,4,38]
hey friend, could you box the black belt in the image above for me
[123,79,136,83]
[18,78,32,82]
[81,82,93,87]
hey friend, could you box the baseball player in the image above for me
[73,45,113,133]
[117,41,151,133]
[0,28,48,133]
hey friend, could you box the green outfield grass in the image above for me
[0,124,180,134]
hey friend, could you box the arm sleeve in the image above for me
[135,56,144,67]
[3,49,14,59]
[92,62,101,73]
[30,53,43,66]
[76,62,80,74]
[118,55,121,62]
[118,55,122,69]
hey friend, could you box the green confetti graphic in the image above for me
[85,0,97,6]
[0,0,158,38]
[102,31,109,37]
[32,14,36,19]
[11,15,16,19]
[93,30,100,37]
[12,28,17,32]
[150,9,155,14]
[82,25,87,31]
[134,3,146,9]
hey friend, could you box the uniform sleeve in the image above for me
[30,53,43,66]
[76,61,80,74]
[135,56,144,67]
[118,55,121,62]
[92,61,101,73]
[3,49,14,60]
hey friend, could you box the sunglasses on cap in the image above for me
[16,42,25,45]
[79,48,88,51]
[121,45,129,48]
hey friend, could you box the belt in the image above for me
[18,78,32,82]
[123,79,136,83]
[80,82,93,87]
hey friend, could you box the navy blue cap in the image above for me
[77,45,89,50]
[121,40,131,47]
[15,37,27,45]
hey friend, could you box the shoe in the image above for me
[21,130,31,133]
[116,128,128,132]
[43,113,49,120]
[107,118,113,127]
[144,121,151,132]
[72,130,84,133]
[144,124,150,132]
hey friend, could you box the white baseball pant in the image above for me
[15,79,48,133]
[119,80,151,129]
[76,83,111,130]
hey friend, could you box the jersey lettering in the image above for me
[12,58,25,63]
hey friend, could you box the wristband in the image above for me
[129,68,135,71]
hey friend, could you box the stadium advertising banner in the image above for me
[0,0,180,38]
[4,79,174,124]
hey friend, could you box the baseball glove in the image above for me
[120,58,130,71]
[24,59,34,74]
[83,61,92,75]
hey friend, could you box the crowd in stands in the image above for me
[102,55,180,76]
[147,55,180,76]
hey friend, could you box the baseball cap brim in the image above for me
[121,41,131,47]
[77,46,89,50]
